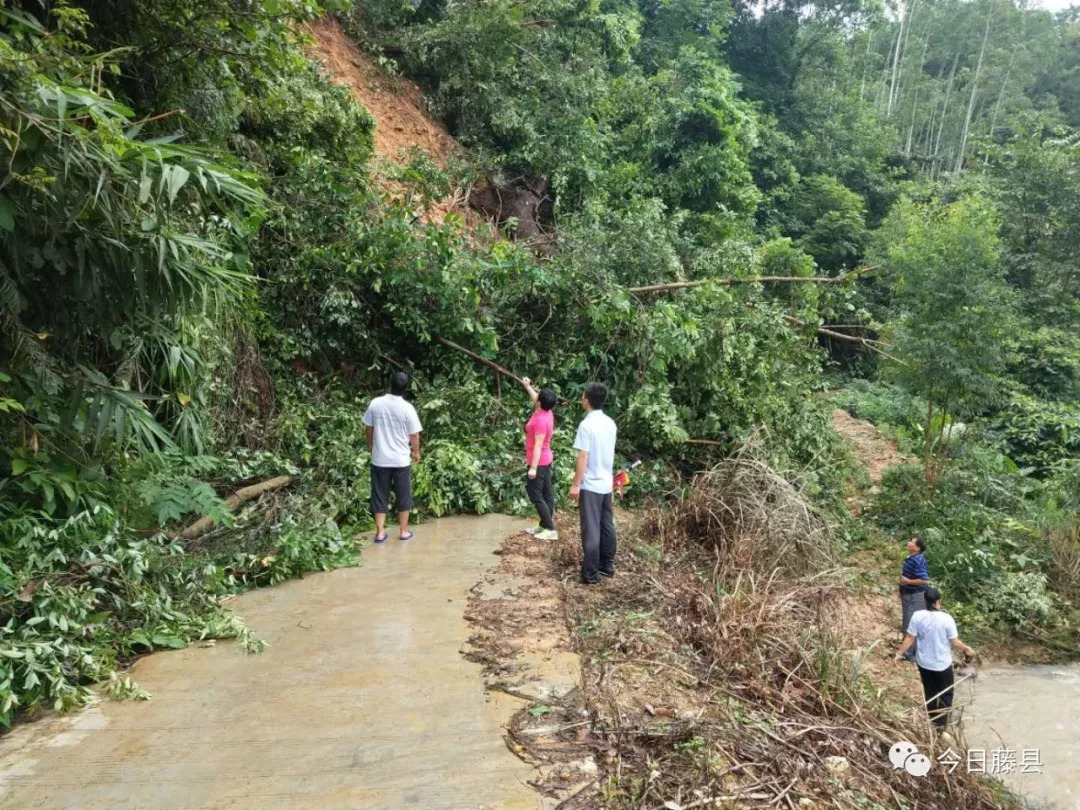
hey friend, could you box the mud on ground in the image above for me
[463,527,595,805]
[472,510,1019,810]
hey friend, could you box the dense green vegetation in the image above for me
[2,0,1078,726]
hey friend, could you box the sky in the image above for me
[1031,0,1077,11]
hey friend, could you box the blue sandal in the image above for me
[399,531,414,542]
[374,532,388,544]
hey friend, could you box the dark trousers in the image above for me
[526,464,556,530]
[370,465,413,514]
[918,665,955,729]
[900,589,925,659]
[579,489,616,582]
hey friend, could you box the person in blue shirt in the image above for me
[898,536,930,661]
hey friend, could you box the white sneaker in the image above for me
[536,529,559,541]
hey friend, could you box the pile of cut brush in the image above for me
[554,451,1017,810]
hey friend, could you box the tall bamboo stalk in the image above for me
[986,38,1021,162]
[933,51,962,178]
[892,0,920,115]
[920,52,950,164]
[887,0,909,117]
[904,30,932,157]
[954,0,995,173]
[859,33,874,101]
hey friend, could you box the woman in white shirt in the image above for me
[894,587,976,730]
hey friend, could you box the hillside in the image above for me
[304,18,454,167]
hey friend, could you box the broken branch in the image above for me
[436,336,527,387]
[180,475,295,540]
[780,315,905,364]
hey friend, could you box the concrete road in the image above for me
[0,515,542,810]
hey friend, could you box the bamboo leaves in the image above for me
[1,6,263,461]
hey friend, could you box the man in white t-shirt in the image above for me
[363,372,423,543]
[570,382,617,584]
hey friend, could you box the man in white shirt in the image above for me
[570,382,617,584]
[363,372,423,543]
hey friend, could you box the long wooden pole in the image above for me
[435,337,730,446]
[626,267,878,295]
[435,336,527,387]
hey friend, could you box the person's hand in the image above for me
[412,451,421,464]
[522,377,531,386]
[569,484,581,500]
[528,467,538,479]
[893,653,904,663]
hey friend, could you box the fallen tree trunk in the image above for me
[180,475,295,540]
[627,266,877,294]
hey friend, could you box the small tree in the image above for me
[877,195,1015,485]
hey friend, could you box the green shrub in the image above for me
[977,571,1060,630]
[987,395,1080,476]
[833,380,925,430]
[413,440,492,517]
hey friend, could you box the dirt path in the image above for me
[831,407,905,484]
[0,515,548,810]
[827,407,921,694]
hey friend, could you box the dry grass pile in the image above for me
[647,452,833,575]
[554,457,1017,810]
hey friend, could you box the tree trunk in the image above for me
[921,53,950,162]
[905,85,921,157]
[892,0,920,116]
[987,65,1010,142]
[930,393,951,486]
[904,32,932,158]
[859,33,874,101]
[887,0,909,117]
[933,51,962,178]
[985,17,1024,163]
[924,394,935,487]
[954,0,995,174]
[881,23,903,113]
[985,48,1018,162]
[180,476,295,540]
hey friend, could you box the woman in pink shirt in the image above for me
[521,377,557,540]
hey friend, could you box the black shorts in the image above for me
[370,465,413,513]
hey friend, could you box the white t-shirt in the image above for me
[573,410,617,495]
[906,609,958,672]
[363,394,422,468]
